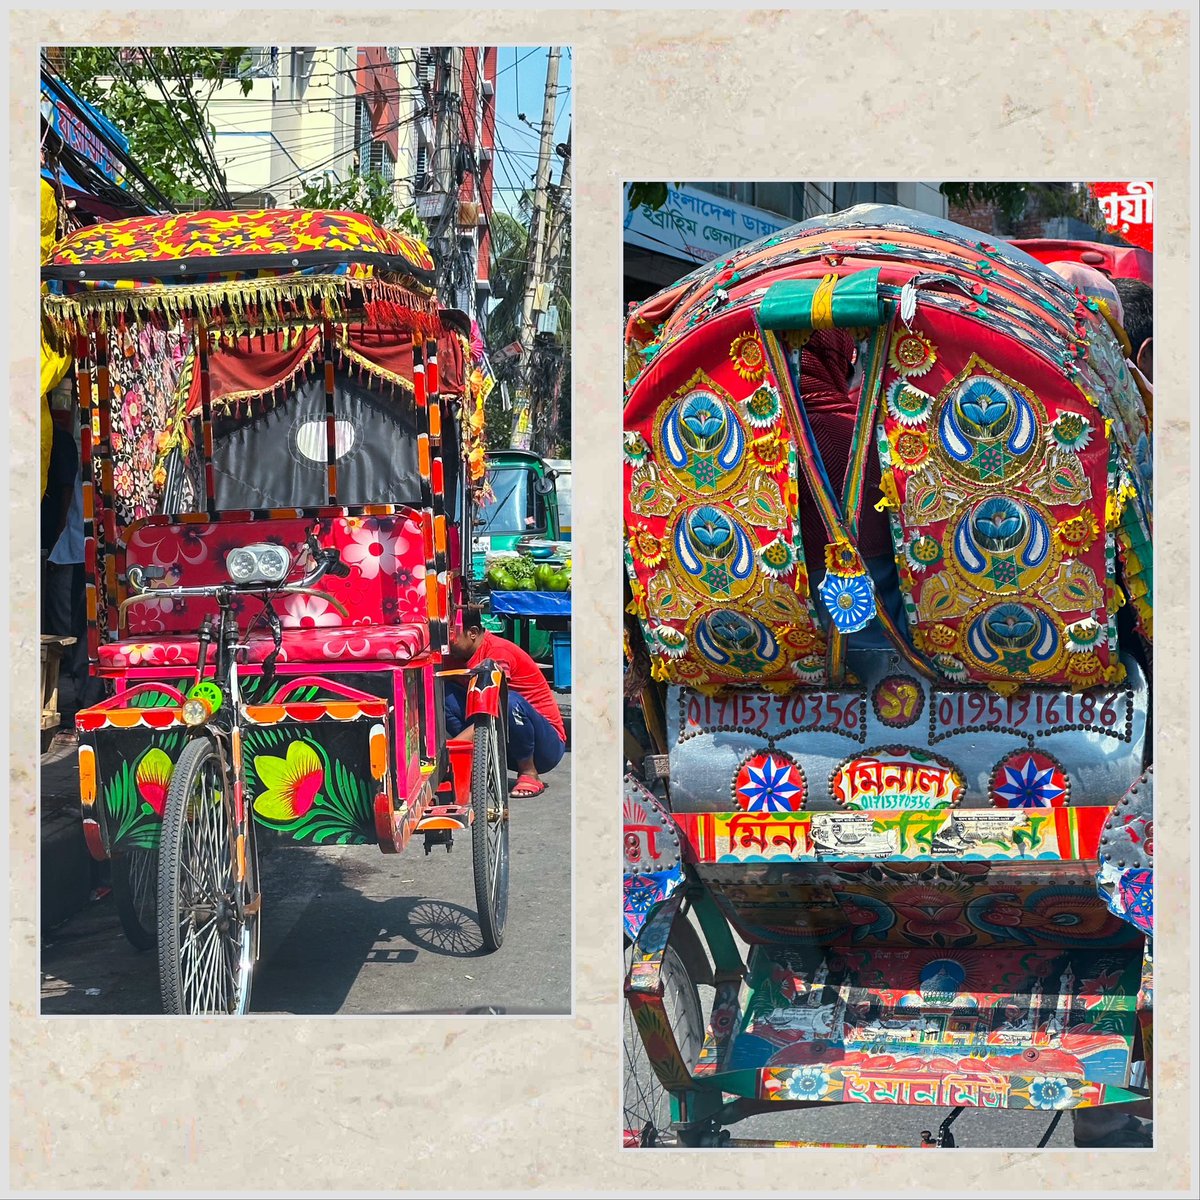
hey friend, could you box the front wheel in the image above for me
[471,717,510,952]
[157,737,257,1014]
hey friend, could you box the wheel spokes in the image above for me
[172,754,247,1014]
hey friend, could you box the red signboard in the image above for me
[1087,180,1153,252]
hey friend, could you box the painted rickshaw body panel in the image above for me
[622,205,1153,1126]
[47,210,490,861]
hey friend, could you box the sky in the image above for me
[491,46,572,217]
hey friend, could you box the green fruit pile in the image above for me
[485,554,571,592]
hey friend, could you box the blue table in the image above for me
[488,591,571,619]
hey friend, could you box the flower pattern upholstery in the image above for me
[114,513,430,666]
[98,621,429,669]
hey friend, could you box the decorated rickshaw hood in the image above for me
[623,204,1152,693]
[41,208,441,337]
[628,205,1115,369]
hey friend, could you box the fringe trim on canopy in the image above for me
[336,338,416,393]
[43,275,440,344]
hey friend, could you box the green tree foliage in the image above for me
[294,170,429,238]
[485,200,571,456]
[938,181,1110,236]
[59,47,255,206]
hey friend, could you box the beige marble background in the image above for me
[7,7,1194,1194]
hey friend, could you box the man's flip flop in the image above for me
[510,774,548,797]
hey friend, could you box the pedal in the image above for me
[422,829,454,855]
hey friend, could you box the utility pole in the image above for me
[510,45,560,449]
[538,123,571,456]
[432,46,463,307]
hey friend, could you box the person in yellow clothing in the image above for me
[41,179,71,495]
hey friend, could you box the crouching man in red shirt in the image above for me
[445,608,566,797]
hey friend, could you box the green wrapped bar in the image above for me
[759,267,886,331]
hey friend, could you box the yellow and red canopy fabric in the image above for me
[42,208,440,338]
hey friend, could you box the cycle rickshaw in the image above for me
[42,208,511,1014]
[621,204,1153,1146]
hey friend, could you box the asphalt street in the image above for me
[41,751,572,1016]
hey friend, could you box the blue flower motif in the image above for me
[739,755,803,813]
[957,379,1011,431]
[708,610,759,650]
[818,572,877,633]
[1028,1076,1075,1110]
[783,1067,831,1100]
[681,394,726,443]
[973,496,1024,545]
[985,603,1037,645]
[688,507,733,551]
[994,755,1065,807]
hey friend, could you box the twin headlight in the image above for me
[225,543,292,585]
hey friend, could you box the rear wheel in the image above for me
[471,717,510,951]
[623,939,705,1146]
[157,737,257,1014]
[112,848,157,951]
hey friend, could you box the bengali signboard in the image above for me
[40,77,129,187]
[830,748,964,811]
[623,183,791,265]
[1087,180,1153,252]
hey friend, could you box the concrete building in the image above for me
[209,47,416,211]
[206,47,357,208]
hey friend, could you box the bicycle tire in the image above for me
[156,737,255,1014]
[112,848,157,951]
[471,717,510,952]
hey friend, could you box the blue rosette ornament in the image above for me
[818,539,877,634]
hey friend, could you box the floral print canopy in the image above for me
[41,208,440,338]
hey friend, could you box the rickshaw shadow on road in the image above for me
[247,844,494,1015]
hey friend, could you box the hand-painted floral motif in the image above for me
[744,384,781,428]
[253,739,324,820]
[886,378,933,425]
[936,367,1043,487]
[990,751,1069,808]
[1050,412,1093,453]
[888,329,937,377]
[673,505,758,599]
[1027,1076,1076,1110]
[691,609,780,675]
[962,602,1063,680]
[281,593,343,630]
[339,516,415,580]
[818,571,876,633]
[759,535,798,579]
[134,747,174,817]
[729,331,766,381]
[656,378,748,496]
[1053,510,1100,557]
[948,495,1056,595]
[735,752,806,813]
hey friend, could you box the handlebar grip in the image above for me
[328,560,351,578]
[140,566,167,581]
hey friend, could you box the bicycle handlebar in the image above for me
[120,539,349,629]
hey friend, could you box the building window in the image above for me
[417,47,435,87]
[369,142,395,183]
[833,182,898,210]
[354,97,371,171]
[752,182,804,220]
